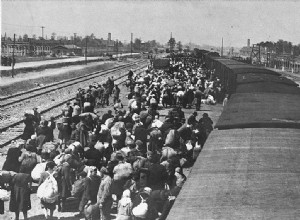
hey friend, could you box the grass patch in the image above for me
[0,62,119,96]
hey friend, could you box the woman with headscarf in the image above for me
[18,144,38,174]
[22,113,35,141]
[2,141,23,173]
[116,189,133,220]
[38,161,58,219]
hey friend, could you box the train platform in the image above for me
[0,53,139,72]
[0,56,102,71]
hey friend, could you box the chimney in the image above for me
[247,39,250,47]
[108,33,111,42]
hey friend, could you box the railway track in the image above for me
[0,60,148,148]
[0,60,145,107]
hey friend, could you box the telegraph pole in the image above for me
[73,33,76,54]
[12,34,16,78]
[85,36,88,65]
[41,26,45,58]
[116,39,118,58]
[131,33,133,57]
[221,37,223,57]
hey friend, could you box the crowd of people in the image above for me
[0,54,225,220]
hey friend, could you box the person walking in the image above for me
[38,161,58,219]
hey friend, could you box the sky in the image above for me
[1,0,300,48]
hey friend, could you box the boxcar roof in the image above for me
[236,73,298,86]
[215,93,300,129]
[232,67,279,75]
[167,128,300,220]
[236,82,300,94]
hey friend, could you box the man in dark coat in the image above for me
[22,113,35,141]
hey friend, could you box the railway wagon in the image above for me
[167,57,300,219]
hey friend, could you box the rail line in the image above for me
[0,60,148,148]
[0,60,145,107]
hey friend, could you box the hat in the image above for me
[202,113,208,117]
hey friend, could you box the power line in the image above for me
[2,22,41,28]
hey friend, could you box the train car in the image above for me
[167,128,300,219]
[167,57,300,219]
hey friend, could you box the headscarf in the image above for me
[120,189,131,206]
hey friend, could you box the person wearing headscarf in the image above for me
[22,113,35,141]
[2,141,23,173]
[116,189,133,220]
[38,161,57,219]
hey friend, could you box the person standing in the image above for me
[194,87,203,111]
[9,173,32,220]
[2,141,23,173]
[113,85,121,104]
[22,113,35,141]
[97,167,113,220]
[33,107,42,126]
[38,161,58,219]
[18,144,38,174]
[116,189,133,220]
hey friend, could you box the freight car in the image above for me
[167,54,300,219]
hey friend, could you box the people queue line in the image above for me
[0,54,223,220]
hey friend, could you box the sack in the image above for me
[132,195,148,218]
[21,153,37,171]
[185,140,193,151]
[31,162,47,181]
[0,171,16,185]
[71,178,85,198]
[165,129,180,147]
[0,189,10,201]
[84,203,100,220]
[42,142,57,153]
[37,174,58,203]
[111,122,125,140]
[105,118,114,129]
[94,141,109,152]
[113,162,133,180]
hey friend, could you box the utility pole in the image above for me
[221,37,223,57]
[85,36,88,65]
[131,33,133,57]
[116,39,118,58]
[41,26,45,58]
[73,33,76,54]
[12,34,16,78]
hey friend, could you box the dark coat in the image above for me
[9,173,31,212]
[2,147,22,173]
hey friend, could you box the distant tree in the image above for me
[23,34,28,41]
[32,34,36,39]
[133,38,141,51]
[18,35,22,41]
[177,41,183,52]
[168,37,176,52]
[154,47,158,54]
[51,32,56,40]
[90,33,95,39]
